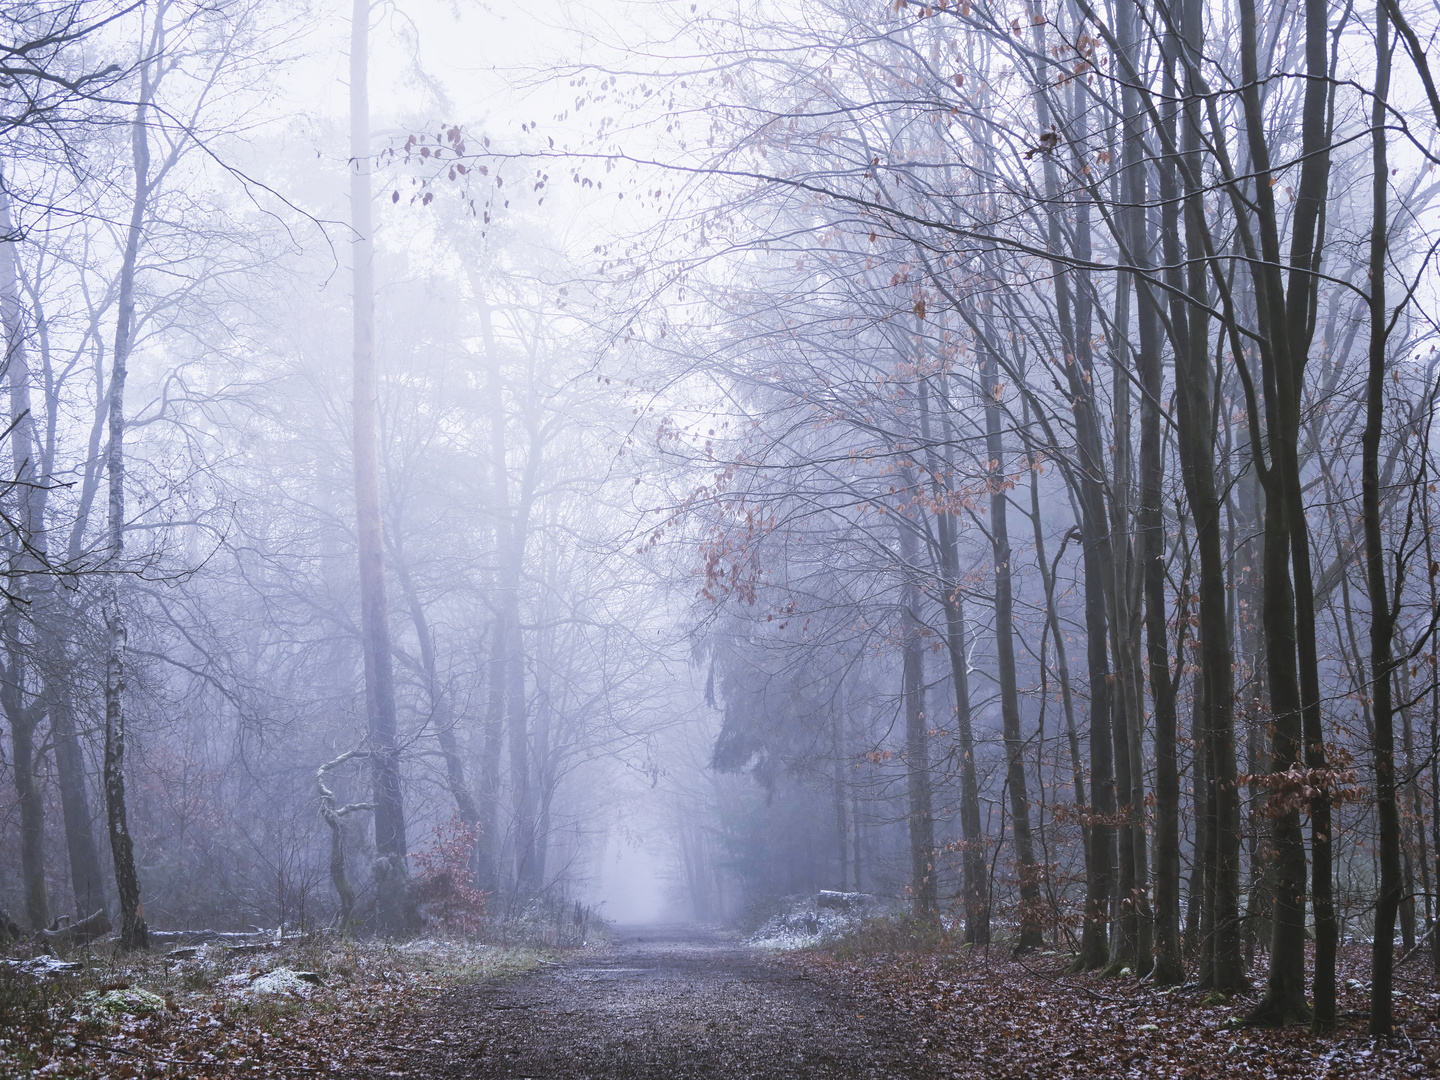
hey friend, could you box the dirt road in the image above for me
[388,925,943,1079]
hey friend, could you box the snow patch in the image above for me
[224,966,324,998]
[747,893,880,950]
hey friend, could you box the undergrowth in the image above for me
[825,913,956,959]
[0,931,560,1078]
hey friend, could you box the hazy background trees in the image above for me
[1,0,1437,1039]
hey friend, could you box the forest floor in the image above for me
[791,936,1440,1079]
[4,924,1439,1077]
[349,924,1439,1079]
[0,933,550,1078]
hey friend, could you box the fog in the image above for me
[1,3,1438,1034]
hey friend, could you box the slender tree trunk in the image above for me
[472,292,540,902]
[982,348,1041,950]
[1025,7,1114,966]
[1133,197,1181,982]
[0,187,47,931]
[350,0,408,930]
[1022,403,1085,873]
[1286,0,1340,1025]
[507,600,536,898]
[477,611,505,894]
[897,522,936,919]
[472,288,509,896]
[1364,8,1400,1033]
[1399,666,1431,943]
[5,691,47,929]
[922,379,988,942]
[394,551,480,866]
[1171,0,1245,994]
[0,188,105,922]
[1115,0,1157,974]
[1186,665,1208,960]
[1239,468,1272,963]
[833,704,848,891]
[1223,0,1335,1022]
[103,52,154,952]
[47,670,107,918]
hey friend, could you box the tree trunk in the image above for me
[477,611,505,894]
[1131,177,1181,982]
[101,30,165,951]
[1116,0,1158,975]
[1363,8,1400,1033]
[350,0,408,930]
[1030,9,1116,970]
[394,549,481,872]
[0,188,48,932]
[981,347,1041,950]
[897,522,936,920]
[833,704,848,891]
[47,672,107,919]
[921,378,988,943]
[1167,0,1245,994]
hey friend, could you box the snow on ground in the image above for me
[221,965,324,997]
[747,893,883,949]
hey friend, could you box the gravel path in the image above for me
[392,925,944,1079]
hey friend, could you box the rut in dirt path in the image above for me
[388,925,944,1079]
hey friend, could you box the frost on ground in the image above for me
[0,931,551,1077]
[222,965,324,998]
[747,891,885,949]
[74,986,168,1019]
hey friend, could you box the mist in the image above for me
[1,0,1438,1067]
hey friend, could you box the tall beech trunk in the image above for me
[897,522,936,919]
[1228,0,1335,1023]
[1127,138,1181,981]
[936,518,987,940]
[0,187,48,931]
[3,185,106,925]
[1028,4,1114,968]
[1288,0,1340,1025]
[4,677,47,929]
[1023,398,1085,869]
[1159,0,1246,993]
[920,378,987,942]
[103,44,154,951]
[1117,0,1159,976]
[1239,469,1273,962]
[980,348,1040,949]
[477,610,505,893]
[1364,7,1401,1034]
[47,669,107,918]
[350,0,408,929]
[466,279,507,896]
[474,294,540,900]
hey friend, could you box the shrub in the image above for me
[411,818,487,934]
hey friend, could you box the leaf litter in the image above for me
[792,939,1440,1078]
[0,935,548,1078]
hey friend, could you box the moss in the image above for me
[76,987,167,1019]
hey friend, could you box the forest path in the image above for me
[376,924,944,1079]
